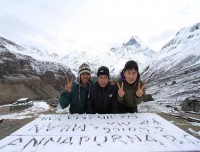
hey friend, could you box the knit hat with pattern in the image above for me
[78,63,91,78]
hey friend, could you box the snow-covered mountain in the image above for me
[59,51,96,75]
[0,36,73,104]
[142,22,200,102]
[97,36,156,76]
[59,36,156,76]
[0,37,71,76]
[1,22,200,105]
[57,36,156,77]
[1,38,60,62]
[1,36,156,77]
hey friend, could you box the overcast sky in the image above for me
[0,0,200,55]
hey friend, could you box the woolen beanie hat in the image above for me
[78,63,91,78]
[97,66,109,78]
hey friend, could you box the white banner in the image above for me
[0,113,199,152]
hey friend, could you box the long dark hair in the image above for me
[121,60,140,85]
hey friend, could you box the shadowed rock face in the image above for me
[181,97,200,112]
[0,51,33,75]
[0,42,74,104]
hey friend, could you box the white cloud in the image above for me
[0,0,200,54]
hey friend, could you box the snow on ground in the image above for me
[55,105,69,114]
[0,100,200,151]
[0,99,192,121]
[138,100,178,113]
[191,122,200,127]
[1,99,199,139]
[188,128,200,137]
[0,114,199,152]
[0,100,50,120]
[0,99,176,120]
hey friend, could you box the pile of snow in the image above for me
[55,104,69,114]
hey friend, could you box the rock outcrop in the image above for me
[0,38,74,104]
[181,97,200,112]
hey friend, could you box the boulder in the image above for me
[172,81,176,85]
[181,97,200,112]
[46,97,59,108]
[144,94,154,102]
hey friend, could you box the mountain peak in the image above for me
[123,36,141,47]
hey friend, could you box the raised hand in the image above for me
[117,82,125,97]
[136,82,145,97]
[65,77,73,92]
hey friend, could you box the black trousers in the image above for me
[118,105,138,113]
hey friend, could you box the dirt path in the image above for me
[158,112,200,139]
[0,118,35,140]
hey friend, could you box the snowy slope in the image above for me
[1,41,60,62]
[143,23,200,79]
[142,22,200,102]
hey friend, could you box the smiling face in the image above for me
[80,72,91,86]
[97,75,109,87]
[124,69,138,84]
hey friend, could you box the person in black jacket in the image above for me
[87,66,118,114]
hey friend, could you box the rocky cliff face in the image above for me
[0,39,73,104]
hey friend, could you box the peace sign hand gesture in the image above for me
[65,78,73,93]
[117,82,125,97]
[136,82,145,97]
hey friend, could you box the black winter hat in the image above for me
[97,66,109,78]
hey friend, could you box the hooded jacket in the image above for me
[87,82,118,114]
[59,79,92,114]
